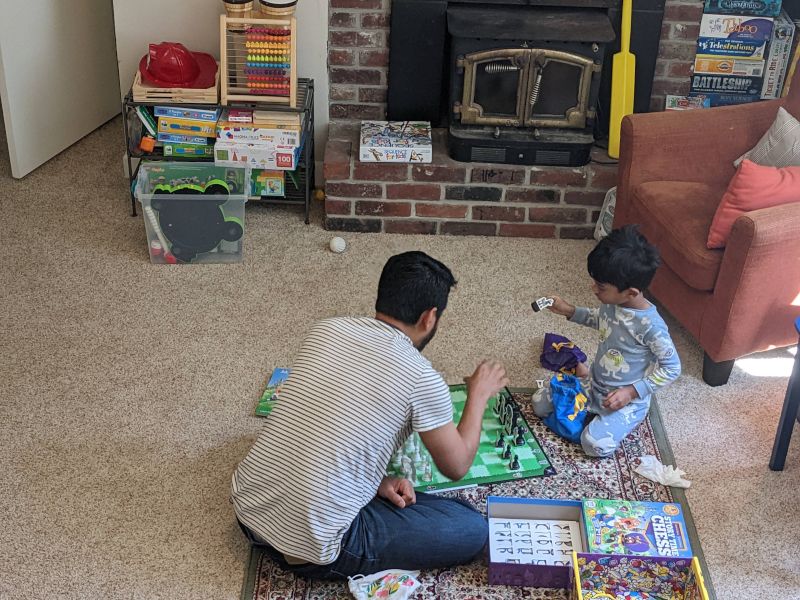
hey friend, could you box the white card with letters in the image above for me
[488,518,583,565]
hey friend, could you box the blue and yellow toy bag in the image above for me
[543,373,589,444]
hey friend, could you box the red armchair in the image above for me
[614,74,800,386]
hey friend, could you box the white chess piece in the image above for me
[329,236,347,253]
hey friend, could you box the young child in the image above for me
[533,225,681,457]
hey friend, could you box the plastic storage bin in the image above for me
[135,162,248,264]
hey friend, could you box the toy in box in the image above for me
[690,74,763,95]
[154,106,220,122]
[135,162,248,264]
[693,56,765,77]
[703,0,782,17]
[582,499,692,559]
[214,140,300,170]
[697,15,774,60]
[157,116,216,137]
[571,553,709,600]
[250,169,285,197]
[688,91,762,106]
[216,121,300,147]
[163,143,214,158]
[359,121,432,163]
[761,10,796,99]
[487,496,588,588]
[665,95,711,111]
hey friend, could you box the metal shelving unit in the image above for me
[122,78,315,223]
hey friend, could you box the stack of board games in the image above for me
[214,109,302,176]
[688,3,798,106]
[155,106,220,158]
[359,121,432,163]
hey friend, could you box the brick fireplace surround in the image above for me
[323,0,703,237]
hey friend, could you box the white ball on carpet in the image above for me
[329,236,347,253]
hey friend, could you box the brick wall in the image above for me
[328,0,705,119]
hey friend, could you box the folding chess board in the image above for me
[387,385,555,492]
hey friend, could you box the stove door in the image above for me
[456,49,531,127]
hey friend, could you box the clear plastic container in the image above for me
[135,162,248,264]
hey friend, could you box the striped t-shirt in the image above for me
[231,317,453,565]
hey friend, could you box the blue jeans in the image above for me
[240,492,488,580]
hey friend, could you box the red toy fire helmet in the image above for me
[138,42,217,89]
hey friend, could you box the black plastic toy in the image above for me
[150,179,244,263]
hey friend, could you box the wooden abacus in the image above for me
[220,15,298,107]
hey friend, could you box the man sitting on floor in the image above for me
[231,251,508,579]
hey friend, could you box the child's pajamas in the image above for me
[533,303,681,457]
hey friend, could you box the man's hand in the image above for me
[546,295,576,319]
[603,385,638,411]
[464,360,509,407]
[378,476,416,509]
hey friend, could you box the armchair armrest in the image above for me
[617,99,783,215]
[702,202,800,360]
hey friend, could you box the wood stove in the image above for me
[446,7,613,165]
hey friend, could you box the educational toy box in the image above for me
[216,120,301,147]
[582,498,693,559]
[703,0,782,17]
[571,553,709,599]
[135,163,248,265]
[157,116,217,137]
[487,496,587,589]
[697,14,774,59]
[359,121,433,163]
[214,140,300,170]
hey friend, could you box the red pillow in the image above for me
[707,159,800,249]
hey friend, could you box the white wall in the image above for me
[112,0,328,173]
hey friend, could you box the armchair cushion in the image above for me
[734,107,800,168]
[708,160,800,248]
[632,181,724,291]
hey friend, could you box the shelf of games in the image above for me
[122,78,315,223]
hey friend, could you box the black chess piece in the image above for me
[502,443,512,460]
[510,454,520,470]
[515,428,526,446]
[495,433,505,448]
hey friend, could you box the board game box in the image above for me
[359,121,432,163]
[761,10,797,99]
[582,498,693,559]
[386,386,555,492]
[572,553,709,600]
[255,367,290,416]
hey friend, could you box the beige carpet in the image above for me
[1,118,799,600]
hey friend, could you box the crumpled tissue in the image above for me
[634,455,691,489]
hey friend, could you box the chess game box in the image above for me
[487,496,587,588]
[582,498,693,559]
[359,121,432,163]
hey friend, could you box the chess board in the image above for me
[387,385,555,492]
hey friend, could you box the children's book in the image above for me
[255,368,290,417]
[582,498,693,559]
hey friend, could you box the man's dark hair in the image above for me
[587,225,661,291]
[375,251,457,325]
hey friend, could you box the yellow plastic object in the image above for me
[608,0,635,159]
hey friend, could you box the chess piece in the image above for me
[422,461,432,482]
[495,433,505,448]
[510,454,520,470]
[503,444,512,460]
[515,428,526,446]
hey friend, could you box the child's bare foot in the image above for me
[575,361,590,378]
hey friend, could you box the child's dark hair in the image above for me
[587,225,661,291]
[376,251,457,325]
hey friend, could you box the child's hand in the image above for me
[574,361,590,378]
[602,385,638,411]
[547,295,576,319]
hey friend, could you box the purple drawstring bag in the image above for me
[540,333,587,373]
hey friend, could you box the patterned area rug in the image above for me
[242,390,683,600]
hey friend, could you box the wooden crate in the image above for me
[131,67,219,104]
[220,15,298,107]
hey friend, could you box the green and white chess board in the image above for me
[387,385,555,492]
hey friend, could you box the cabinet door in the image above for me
[0,0,120,178]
